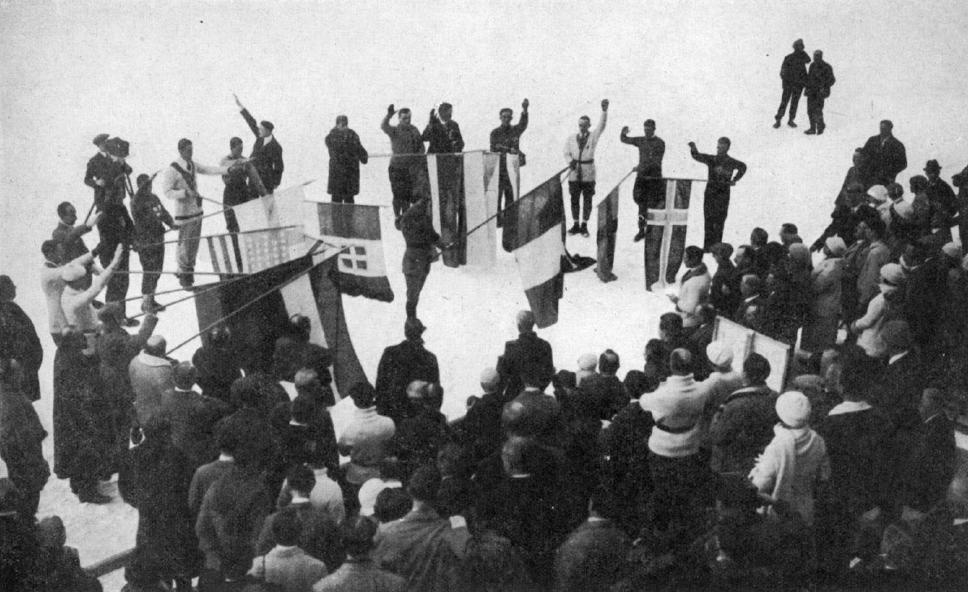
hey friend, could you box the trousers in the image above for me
[403,245,433,319]
[776,83,804,121]
[138,244,164,295]
[703,188,731,250]
[176,217,203,277]
[807,94,826,131]
[568,181,596,221]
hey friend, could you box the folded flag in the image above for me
[595,184,620,282]
[194,250,368,397]
[426,153,467,267]
[312,202,394,303]
[645,178,697,290]
[205,226,307,275]
[504,171,566,328]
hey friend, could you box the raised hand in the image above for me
[387,104,396,116]
[601,99,610,111]
[521,98,530,110]
[233,93,243,109]
[621,125,630,135]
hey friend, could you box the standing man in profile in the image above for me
[861,120,907,186]
[98,137,138,325]
[564,99,609,237]
[235,94,284,196]
[381,104,426,223]
[85,133,113,212]
[422,103,464,154]
[773,39,810,129]
[689,138,747,250]
[804,49,836,135]
[325,115,369,204]
[490,98,530,225]
[160,138,231,289]
[621,118,665,241]
[220,137,250,270]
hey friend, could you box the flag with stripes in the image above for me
[426,153,466,267]
[194,250,367,398]
[312,203,394,302]
[205,226,307,275]
[595,184,620,282]
[644,178,699,290]
[504,172,566,328]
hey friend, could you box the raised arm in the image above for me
[381,104,396,137]
[514,99,529,134]
[594,100,609,138]
[689,142,713,166]
[85,245,123,301]
[620,126,638,145]
[235,94,260,137]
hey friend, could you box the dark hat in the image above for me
[260,120,274,132]
[924,159,941,173]
[407,465,441,503]
[177,138,192,151]
[404,317,425,338]
[92,133,110,146]
[105,137,130,158]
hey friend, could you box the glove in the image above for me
[387,104,395,116]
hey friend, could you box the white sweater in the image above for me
[563,111,607,182]
[640,374,713,457]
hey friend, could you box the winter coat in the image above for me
[372,506,469,592]
[709,385,778,474]
[249,545,329,592]
[779,49,810,85]
[195,466,271,571]
[749,425,830,525]
[256,502,343,572]
[325,127,368,197]
[374,339,440,424]
[160,388,232,468]
[0,379,49,498]
[553,519,631,592]
[496,331,555,401]
[801,256,843,353]
[861,134,907,186]
[0,301,43,401]
[128,351,174,425]
[804,59,835,98]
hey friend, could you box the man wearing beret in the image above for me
[235,94,284,197]
[84,133,112,211]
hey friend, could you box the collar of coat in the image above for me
[682,262,708,283]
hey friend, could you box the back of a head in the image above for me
[710,242,734,260]
[479,367,501,394]
[230,375,262,409]
[374,487,411,523]
[144,334,167,357]
[272,506,303,547]
[669,348,693,376]
[750,227,768,247]
[598,349,620,375]
[659,312,683,338]
[173,362,196,390]
[341,515,378,556]
[697,303,717,325]
[407,465,441,504]
[294,367,320,394]
[743,353,771,385]
[516,309,536,333]
[501,435,539,476]
[426,382,444,411]
[287,463,316,496]
[291,393,317,425]
[350,381,376,408]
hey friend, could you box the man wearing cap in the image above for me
[374,318,440,425]
[689,138,747,250]
[924,159,958,225]
[382,104,427,221]
[564,99,609,237]
[774,39,811,129]
[490,99,530,224]
[97,137,138,323]
[621,118,666,241]
[235,94,284,196]
[84,133,112,210]
[325,115,369,204]
[131,173,175,313]
[52,201,100,262]
[803,49,835,135]
[160,138,232,289]
[861,120,907,186]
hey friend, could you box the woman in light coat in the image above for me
[801,237,845,354]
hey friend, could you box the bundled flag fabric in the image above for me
[644,178,699,290]
[194,250,368,396]
[595,184,620,282]
[312,203,394,302]
[205,226,307,276]
[425,153,466,267]
[504,172,566,328]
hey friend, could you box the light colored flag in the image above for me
[205,226,306,275]
[311,203,394,302]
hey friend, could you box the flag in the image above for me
[644,178,698,290]
[205,226,307,275]
[595,185,620,282]
[426,153,466,267]
[194,250,368,397]
[504,173,566,328]
[312,203,394,302]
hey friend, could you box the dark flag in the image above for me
[312,203,395,302]
[644,178,697,290]
[194,251,368,397]
[595,185,620,282]
[505,173,566,328]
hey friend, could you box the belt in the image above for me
[577,159,594,164]
[175,212,203,221]
[654,421,696,434]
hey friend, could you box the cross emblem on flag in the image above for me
[644,178,698,289]
[340,245,370,272]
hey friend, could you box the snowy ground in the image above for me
[3,1,968,589]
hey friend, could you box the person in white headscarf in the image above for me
[749,391,830,526]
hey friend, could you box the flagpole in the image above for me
[640,176,707,183]
[443,166,570,249]
[165,179,318,234]
[366,148,487,159]
[113,269,247,277]
[593,168,636,209]
[144,225,302,248]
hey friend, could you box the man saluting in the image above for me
[235,94,284,196]
[689,138,747,250]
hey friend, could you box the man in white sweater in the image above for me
[563,99,609,236]
[668,245,712,329]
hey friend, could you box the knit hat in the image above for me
[879,262,906,287]
[893,201,914,221]
[705,341,733,368]
[776,391,811,429]
[941,242,962,260]
[866,184,889,203]
[824,236,847,257]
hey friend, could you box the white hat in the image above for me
[941,242,962,260]
[776,391,811,429]
[866,184,889,203]
[705,341,733,368]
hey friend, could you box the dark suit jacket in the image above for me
[241,108,284,191]
[554,519,631,592]
[374,339,440,424]
[804,59,835,97]
[497,331,554,400]
[903,414,956,512]
[861,134,907,186]
[325,127,368,196]
[875,352,924,427]
[84,151,112,207]
[159,388,232,468]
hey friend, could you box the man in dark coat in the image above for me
[553,488,631,592]
[861,120,907,186]
[457,367,505,462]
[235,94,284,195]
[422,103,464,154]
[52,201,99,261]
[497,309,555,401]
[809,182,879,251]
[0,277,43,402]
[709,242,740,317]
[325,115,369,204]
[399,196,441,320]
[689,138,747,250]
[382,104,426,219]
[489,98,529,220]
[923,159,958,224]
[902,388,956,512]
[374,318,440,425]
[901,240,946,353]
[192,326,242,405]
[97,137,138,324]
[620,118,665,241]
[0,359,49,517]
[804,49,836,135]
[84,133,112,210]
[773,38,810,128]
[159,362,232,469]
[131,174,175,313]
[874,321,924,427]
[577,349,627,420]
[709,353,777,475]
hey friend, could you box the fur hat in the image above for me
[776,391,811,429]
[705,341,733,368]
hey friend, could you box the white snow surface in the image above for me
[2,1,968,588]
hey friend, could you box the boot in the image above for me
[772,118,781,129]
[580,222,589,237]
[817,124,825,135]
[567,221,581,235]
[787,120,797,128]
[142,295,166,314]
[804,128,817,135]
[633,229,646,242]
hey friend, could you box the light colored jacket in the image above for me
[160,156,227,222]
[640,373,713,457]
[750,424,830,525]
[564,110,607,182]
[676,264,711,328]
[129,351,174,424]
[856,240,891,309]
[249,545,329,592]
